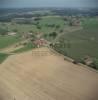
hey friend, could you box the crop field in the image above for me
[53,17,98,69]
[0,47,98,100]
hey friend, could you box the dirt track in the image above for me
[0,47,98,100]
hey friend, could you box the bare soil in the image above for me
[0,47,98,100]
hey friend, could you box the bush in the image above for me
[49,43,54,47]
[34,17,41,21]
[72,60,79,64]
[60,30,63,33]
[49,32,57,38]
[23,42,27,46]
[55,25,60,29]
[13,29,18,32]
[89,62,97,69]
[36,25,41,29]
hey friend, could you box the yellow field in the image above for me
[0,47,98,100]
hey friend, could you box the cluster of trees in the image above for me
[50,42,68,56]
[44,32,57,40]
[0,14,41,23]
[34,17,42,21]
[49,32,57,38]
[12,17,42,25]
[45,24,61,29]
[59,29,63,33]
[36,25,41,29]
[80,57,97,69]
[0,12,42,22]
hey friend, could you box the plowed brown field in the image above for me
[0,47,98,100]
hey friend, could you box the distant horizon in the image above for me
[0,6,98,9]
[0,0,98,9]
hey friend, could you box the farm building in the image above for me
[8,32,17,36]
[34,38,48,47]
[22,32,33,39]
[73,20,81,26]
[27,32,33,35]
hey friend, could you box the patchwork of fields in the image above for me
[0,16,64,34]
[0,16,98,69]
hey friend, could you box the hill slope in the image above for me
[0,47,98,100]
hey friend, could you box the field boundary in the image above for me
[48,47,98,73]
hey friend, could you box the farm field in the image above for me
[0,35,21,49]
[0,47,98,100]
[53,17,98,69]
[0,16,65,34]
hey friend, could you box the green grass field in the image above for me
[0,53,9,64]
[54,17,98,69]
[13,42,36,53]
[0,35,21,49]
